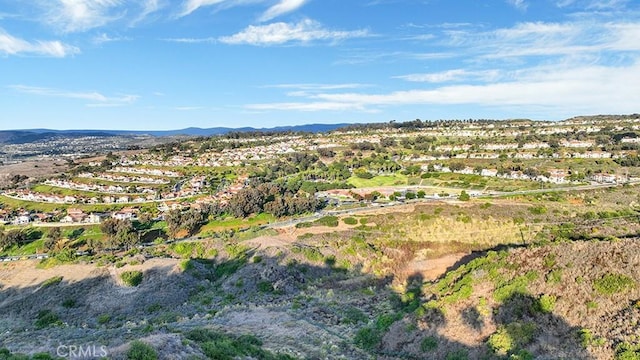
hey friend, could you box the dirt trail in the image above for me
[404,253,470,281]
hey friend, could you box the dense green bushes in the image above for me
[121,271,143,287]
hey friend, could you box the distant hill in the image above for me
[0,123,352,145]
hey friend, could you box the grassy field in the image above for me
[0,194,145,212]
[421,172,569,192]
[197,213,275,234]
[348,174,409,188]
[32,184,148,197]
[72,176,170,188]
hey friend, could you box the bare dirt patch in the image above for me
[0,159,68,179]
[404,252,471,281]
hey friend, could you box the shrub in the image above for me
[542,254,556,269]
[180,259,194,271]
[340,307,367,325]
[354,327,382,351]
[62,298,76,308]
[42,276,63,288]
[593,273,636,295]
[292,245,323,262]
[536,294,556,313]
[487,322,536,355]
[445,349,469,360]
[510,349,534,360]
[343,217,358,225]
[579,328,606,348]
[458,191,470,201]
[375,313,401,332]
[420,336,438,352]
[546,269,562,284]
[121,271,143,287]
[529,206,547,215]
[257,281,274,293]
[35,309,62,329]
[127,340,158,360]
[97,314,111,325]
[493,271,538,302]
[480,202,492,209]
[315,216,339,227]
[615,342,640,360]
[324,255,336,267]
[185,328,294,360]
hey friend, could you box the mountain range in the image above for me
[0,123,351,145]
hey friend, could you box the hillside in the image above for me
[1,195,639,359]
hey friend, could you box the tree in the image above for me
[449,162,465,172]
[100,218,121,239]
[164,209,183,239]
[137,212,154,227]
[101,218,137,249]
[228,188,264,218]
[458,190,471,201]
[317,148,336,158]
[47,227,62,241]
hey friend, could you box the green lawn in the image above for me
[72,176,169,188]
[1,238,46,256]
[347,174,409,188]
[0,194,145,212]
[197,213,275,234]
[32,184,148,197]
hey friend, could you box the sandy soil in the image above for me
[405,253,471,281]
[0,258,178,290]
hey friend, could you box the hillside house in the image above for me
[112,207,138,220]
[61,208,87,223]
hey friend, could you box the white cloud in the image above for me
[587,0,628,10]
[9,85,138,106]
[161,37,217,43]
[259,0,308,22]
[179,0,226,17]
[246,60,640,116]
[335,50,454,65]
[246,101,368,112]
[438,20,640,60]
[0,29,79,57]
[92,33,130,44]
[394,69,501,83]
[507,0,528,10]
[174,106,204,111]
[131,0,165,25]
[40,0,126,33]
[263,83,371,90]
[219,19,369,45]
[556,0,576,6]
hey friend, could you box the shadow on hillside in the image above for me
[0,248,597,359]
[381,273,595,360]
[0,249,370,358]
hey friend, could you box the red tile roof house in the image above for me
[61,208,88,223]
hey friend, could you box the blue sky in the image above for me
[0,0,639,130]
